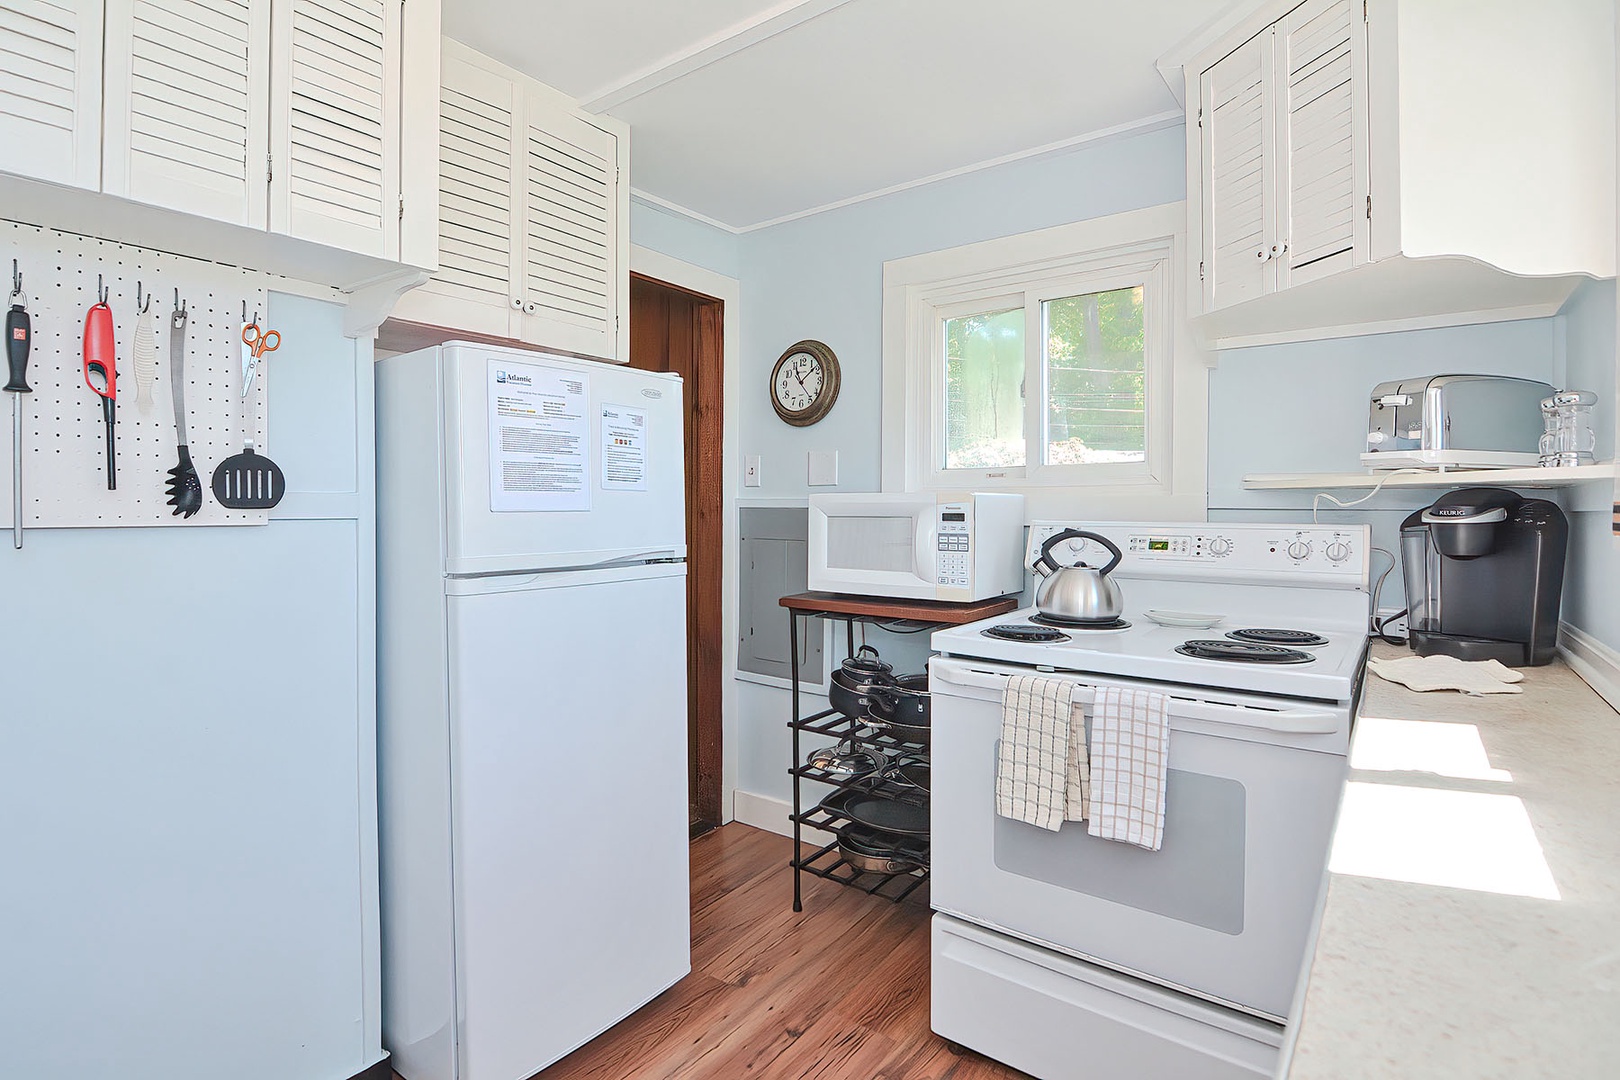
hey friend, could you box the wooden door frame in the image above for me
[630,245,740,826]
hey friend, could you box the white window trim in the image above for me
[881,202,1210,520]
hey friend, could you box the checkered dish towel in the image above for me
[1087,686,1170,851]
[996,676,1089,832]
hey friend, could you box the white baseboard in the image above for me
[1559,622,1620,714]
[731,789,836,848]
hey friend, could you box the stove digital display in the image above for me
[1147,539,1170,551]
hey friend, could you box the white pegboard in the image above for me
[2,220,270,528]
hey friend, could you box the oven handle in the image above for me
[931,664,1341,734]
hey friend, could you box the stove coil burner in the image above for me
[1029,613,1132,631]
[982,624,1070,643]
[1226,628,1329,648]
[1176,639,1316,664]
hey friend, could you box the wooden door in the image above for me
[269,0,401,258]
[1275,0,1369,289]
[629,274,724,833]
[102,0,270,224]
[0,0,103,190]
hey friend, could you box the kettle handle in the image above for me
[1036,529,1123,577]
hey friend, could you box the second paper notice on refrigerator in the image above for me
[487,359,591,512]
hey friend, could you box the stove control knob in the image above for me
[1207,536,1233,557]
[1286,540,1312,561]
[1325,541,1352,563]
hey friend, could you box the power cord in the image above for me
[1312,468,1425,523]
[1375,606,1411,646]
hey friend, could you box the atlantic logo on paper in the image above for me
[495,370,533,387]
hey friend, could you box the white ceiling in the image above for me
[443,0,1221,231]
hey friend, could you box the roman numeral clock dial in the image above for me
[770,339,841,427]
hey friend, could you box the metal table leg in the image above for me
[789,608,802,913]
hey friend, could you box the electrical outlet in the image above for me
[808,450,838,486]
[1374,607,1408,639]
[744,455,761,488]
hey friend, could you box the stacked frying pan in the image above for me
[817,646,931,875]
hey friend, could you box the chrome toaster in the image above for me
[1362,374,1556,470]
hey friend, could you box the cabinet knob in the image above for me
[1256,247,1271,261]
[511,297,524,310]
[524,301,539,315]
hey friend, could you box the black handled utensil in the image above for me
[211,440,284,509]
[5,261,29,548]
[164,294,202,518]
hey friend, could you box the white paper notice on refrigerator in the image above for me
[487,360,591,512]
[600,404,648,491]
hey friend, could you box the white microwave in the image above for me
[808,493,1026,602]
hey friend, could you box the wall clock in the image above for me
[770,339,840,427]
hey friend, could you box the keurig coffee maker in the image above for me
[1400,487,1568,665]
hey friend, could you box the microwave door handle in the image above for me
[915,517,937,585]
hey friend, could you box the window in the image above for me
[881,203,1206,515]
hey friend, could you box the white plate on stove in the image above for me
[1143,609,1226,629]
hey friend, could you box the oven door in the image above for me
[929,656,1348,1021]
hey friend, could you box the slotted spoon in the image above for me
[211,440,284,509]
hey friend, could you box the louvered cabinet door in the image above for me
[519,91,627,362]
[102,0,270,226]
[0,0,102,190]
[1275,0,1368,289]
[268,0,401,260]
[1200,30,1274,312]
[396,48,523,337]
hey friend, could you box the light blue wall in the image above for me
[737,124,1186,498]
[1208,317,1565,614]
[1,293,381,1080]
[630,198,741,280]
[1557,279,1619,651]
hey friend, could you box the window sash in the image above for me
[924,256,1170,490]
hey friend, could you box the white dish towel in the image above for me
[1087,686,1170,851]
[1367,654,1525,695]
[996,675,1088,832]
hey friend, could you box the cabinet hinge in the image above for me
[267,152,273,184]
[1196,107,1202,130]
[1198,260,1205,282]
[1363,0,1368,19]
[399,197,405,220]
[1366,195,1372,219]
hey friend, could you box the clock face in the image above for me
[770,340,840,426]
[775,351,823,413]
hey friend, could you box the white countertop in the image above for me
[1285,643,1620,1078]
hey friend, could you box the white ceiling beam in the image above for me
[579,0,860,112]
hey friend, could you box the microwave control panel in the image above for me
[936,503,972,588]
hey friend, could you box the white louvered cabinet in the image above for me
[269,0,402,260]
[1197,0,1368,314]
[102,0,271,227]
[1177,0,1613,346]
[393,41,629,363]
[0,0,103,190]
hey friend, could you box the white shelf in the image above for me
[1242,464,1617,491]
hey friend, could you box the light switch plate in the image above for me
[744,455,761,487]
[808,450,838,486]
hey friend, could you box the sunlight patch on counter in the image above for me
[1350,717,1513,782]
[1330,782,1561,901]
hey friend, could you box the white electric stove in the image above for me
[928,521,1371,1080]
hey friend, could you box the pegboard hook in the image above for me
[10,258,19,296]
[96,274,108,305]
[174,288,187,321]
[136,281,152,314]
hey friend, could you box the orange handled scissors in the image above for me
[242,322,279,399]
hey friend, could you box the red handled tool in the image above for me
[83,276,117,490]
[5,260,30,547]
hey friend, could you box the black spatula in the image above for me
[211,440,285,509]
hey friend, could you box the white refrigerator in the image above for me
[375,343,691,1080]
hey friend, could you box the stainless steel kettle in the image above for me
[1032,529,1125,623]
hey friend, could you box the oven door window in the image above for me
[992,753,1247,935]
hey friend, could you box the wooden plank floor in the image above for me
[409,823,1028,1080]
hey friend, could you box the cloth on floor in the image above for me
[996,675,1085,832]
[1087,686,1170,851]
[1367,654,1525,695]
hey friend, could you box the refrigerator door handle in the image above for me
[593,549,682,567]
